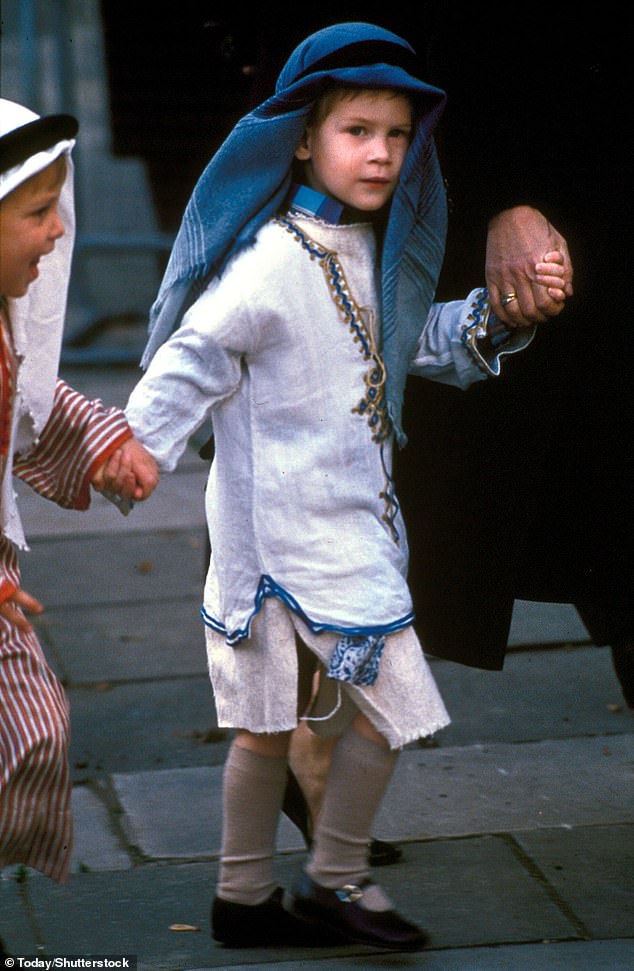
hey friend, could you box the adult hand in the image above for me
[486,206,573,327]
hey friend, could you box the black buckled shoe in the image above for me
[211,886,346,947]
[290,873,429,951]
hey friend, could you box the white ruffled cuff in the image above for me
[460,288,535,377]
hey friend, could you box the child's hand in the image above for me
[534,250,570,304]
[0,587,44,634]
[92,437,159,502]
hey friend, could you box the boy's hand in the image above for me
[92,437,159,502]
[0,587,44,634]
[534,250,568,303]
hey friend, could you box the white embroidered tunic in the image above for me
[126,214,528,645]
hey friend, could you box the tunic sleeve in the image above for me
[409,288,534,389]
[12,379,132,511]
[125,265,263,472]
[125,318,243,472]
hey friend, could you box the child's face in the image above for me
[295,89,413,213]
[0,161,66,298]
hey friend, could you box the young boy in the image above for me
[0,97,158,926]
[125,23,564,951]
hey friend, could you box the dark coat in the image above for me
[397,4,633,668]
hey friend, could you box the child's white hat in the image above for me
[0,99,78,549]
[0,98,77,201]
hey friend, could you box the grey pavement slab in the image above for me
[375,734,633,843]
[515,824,634,939]
[429,645,632,746]
[20,530,207,608]
[382,836,579,948]
[109,735,633,861]
[38,598,206,683]
[6,862,219,970]
[71,785,133,872]
[15,465,208,537]
[112,766,304,861]
[184,939,634,971]
[508,600,590,647]
[68,677,228,782]
[0,874,38,952]
[5,859,353,970]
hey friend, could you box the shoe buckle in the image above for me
[336,884,364,904]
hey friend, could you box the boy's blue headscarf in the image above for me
[142,22,447,446]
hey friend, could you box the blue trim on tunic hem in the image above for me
[200,573,414,645]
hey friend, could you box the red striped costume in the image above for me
[1,315,132,881]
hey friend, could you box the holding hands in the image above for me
[2,441,158,635]
[91,436,159,504]
[486,205,574,327]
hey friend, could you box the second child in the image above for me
[0,97,158,956]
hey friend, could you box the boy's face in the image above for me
[0,163,66,298]
[295,89,413,213]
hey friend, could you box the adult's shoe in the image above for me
[368,838,403,866]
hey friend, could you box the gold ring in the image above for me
[500,292,518,306]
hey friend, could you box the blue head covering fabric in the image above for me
[141,21,447,445]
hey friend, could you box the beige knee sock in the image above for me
[217,742,287,905]
[306,726,398,892]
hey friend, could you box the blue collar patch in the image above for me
[288,183,344,224]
